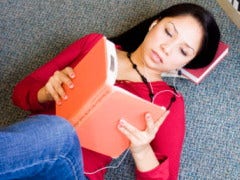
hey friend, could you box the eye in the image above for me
[165,28,173,37]
[180,48,187,56]
[164,22,175,37]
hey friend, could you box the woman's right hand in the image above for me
[37,67,75,105]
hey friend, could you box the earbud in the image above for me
[177,69,182,76]
[152,22,157,27]
[149,21,158,30]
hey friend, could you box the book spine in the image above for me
[105,39,118,85]
[181,69,200,84]
[181,44,229,84]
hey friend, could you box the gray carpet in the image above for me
[1,0,240,179]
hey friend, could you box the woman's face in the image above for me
[139,15,204,74]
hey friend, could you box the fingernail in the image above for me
[57,101,62,105]
[69,84,74,88]
[120,119,125,125]
[63,95,68,100]
[161,106,166,111]
[145,113,151,119]
[118,123,123,129]
[70,74,75,78]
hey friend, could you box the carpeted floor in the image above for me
[1,0,240,179]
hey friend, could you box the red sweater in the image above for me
[12,33,185,180]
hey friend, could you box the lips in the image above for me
[151,50,163,64]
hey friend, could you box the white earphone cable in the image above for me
[84,149,130,175]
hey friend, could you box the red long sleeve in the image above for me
[12,33,103,113]
[135,155,169,180]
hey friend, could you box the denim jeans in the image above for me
[0,114,86,180]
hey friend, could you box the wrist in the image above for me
[131,145,159,172]
[131,145,152,160]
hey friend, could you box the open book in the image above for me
[56,36,165,158]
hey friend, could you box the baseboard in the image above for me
[217,0,240,29]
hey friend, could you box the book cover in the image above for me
[56,36,117,126]
[181,41,229,84]
[56,36,165,158]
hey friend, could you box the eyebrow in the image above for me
[169,22,195,54]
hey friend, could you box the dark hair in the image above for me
[110,3,220,69]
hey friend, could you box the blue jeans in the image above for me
[0,115,86,180]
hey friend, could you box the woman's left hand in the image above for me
[118,109,169,154]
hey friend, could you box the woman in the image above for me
[8,3,220,180]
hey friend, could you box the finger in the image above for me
[63,67,75,79]
[55,70,74,89]
[145,113,155,131]
[145,113,160,140]
[118,119,140,141]
[118,122,132,138]
[120,119,140,134]
[153,110,170,133]
[48,74,67,100]
[45,81,61,104]
[145,106,166,132]
[42,86,53,101]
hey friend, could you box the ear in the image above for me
[149,20,158,31]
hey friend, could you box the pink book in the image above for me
[181,41,229,84]
[56,36,165,158]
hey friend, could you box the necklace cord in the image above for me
[127,52,154,101]
[127,52,177,110]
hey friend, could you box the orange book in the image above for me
[181,41,229,84]
[56,36,165,158]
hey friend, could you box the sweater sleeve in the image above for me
[135,155,169,180]
[12,33,103,113]
[135,93,186,180]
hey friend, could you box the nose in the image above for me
[160,42,174,56]
[160,39,177,56]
